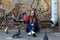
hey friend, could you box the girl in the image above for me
[25,10,39,37]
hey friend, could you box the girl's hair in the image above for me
[30,10,37,24]
[30,10,37,18]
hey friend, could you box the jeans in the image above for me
[27,21,37,32]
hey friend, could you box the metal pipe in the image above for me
[51,0,58,27]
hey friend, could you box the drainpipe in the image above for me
[51,0,58,27]
[58,0,60,31]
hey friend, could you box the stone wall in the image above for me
[2,0,51,20]
[0,0,51,29]
[0,0,59,30]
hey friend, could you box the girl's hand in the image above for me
[31,23,34,26]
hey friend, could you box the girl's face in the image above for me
[30,11,35,17]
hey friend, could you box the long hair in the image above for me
[30,10,37,24]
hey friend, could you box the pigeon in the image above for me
[44,33,48,40]
[12,29,21,38]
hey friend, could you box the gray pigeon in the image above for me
[44,33,48,40]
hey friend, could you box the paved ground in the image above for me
[0,30,60,40]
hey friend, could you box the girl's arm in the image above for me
[23,16,30,24]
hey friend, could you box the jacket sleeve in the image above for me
[23,16,30,24]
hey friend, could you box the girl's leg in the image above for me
[33,21,39,32]
[27,26,32,36]
[27,25,36,37]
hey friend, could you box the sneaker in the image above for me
[31,31,35,34]
[32,34,37,37]
[28,32,32,36]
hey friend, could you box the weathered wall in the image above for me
[0,0,59,30]
[2,0,51,20]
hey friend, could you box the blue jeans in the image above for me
[27,21,37,32]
